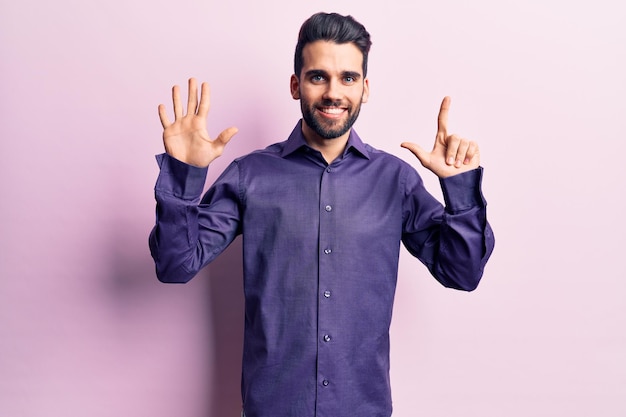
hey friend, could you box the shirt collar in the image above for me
[281,120,371,160]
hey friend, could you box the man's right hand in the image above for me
[158,78,238,168]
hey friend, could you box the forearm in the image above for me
[148,154,240,283]
[403,167,495,291]
[429,205,494,291]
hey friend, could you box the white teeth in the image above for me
[320,107,344,114]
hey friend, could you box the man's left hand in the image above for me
[401,96,480,178]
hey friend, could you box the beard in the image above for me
[300,96,362,140]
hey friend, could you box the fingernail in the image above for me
[447,157,454,165]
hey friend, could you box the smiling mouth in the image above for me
[318,107,346,116]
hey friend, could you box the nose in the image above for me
[322,79,342,102]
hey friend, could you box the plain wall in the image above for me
[1,0,624,416]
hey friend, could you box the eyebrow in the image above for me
[341,71,362,80]
[304,69,362,80]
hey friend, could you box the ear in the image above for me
[361,78,370,103]
[290,74,300,99]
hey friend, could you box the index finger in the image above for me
[437,96,451,138]
[197,82,211,118]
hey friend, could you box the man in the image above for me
[149,12,494,417]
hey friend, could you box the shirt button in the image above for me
[323,334,331,342]
[322,380,329,386]
[325,205,332,212]
[323,290,331,298]
[324,248,332,254]
[326,167,332,173]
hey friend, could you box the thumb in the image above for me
[215,126,239,146]
[400,142,430,167]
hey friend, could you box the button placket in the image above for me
[317,165,337,403]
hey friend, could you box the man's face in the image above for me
[291,40,369,142]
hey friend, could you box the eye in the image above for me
[343,74,360,85]
[311,75,325,83]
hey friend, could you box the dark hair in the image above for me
[294,12,372,78]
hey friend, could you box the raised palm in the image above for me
[158,78,238,167]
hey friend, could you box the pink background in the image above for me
[1,1,624,416]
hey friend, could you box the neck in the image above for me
[301,122,350,164]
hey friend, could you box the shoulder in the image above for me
[233,140,286,164]
[363,142,415,171]
[359,142,426,193]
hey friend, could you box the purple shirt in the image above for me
[149,122,494,417]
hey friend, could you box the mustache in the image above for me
[318,99,346,107]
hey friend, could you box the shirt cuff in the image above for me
[439,167,487,213]
[154,153,208,200]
